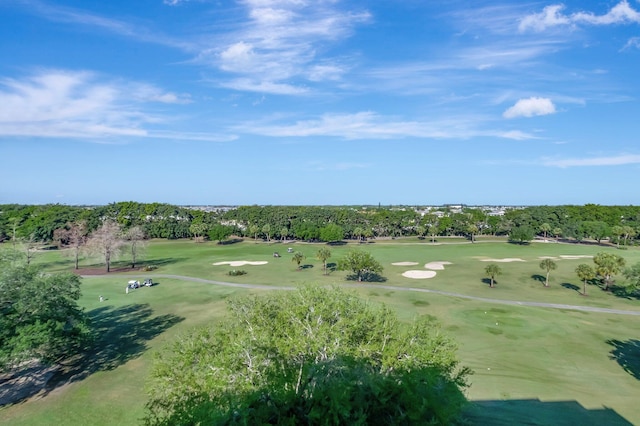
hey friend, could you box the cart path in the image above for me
[84,274,640,316]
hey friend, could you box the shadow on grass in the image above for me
[466,398,633,425]
[327,241,347,246]
[326,262,337,272]
[607,339,640,381]
[610,286,640,301]
[531,274,546,285]
[481,278,497,287]
[299,264,314,270]
[562,283,581,293]
[46,304,183,393]
[345,272,387,282]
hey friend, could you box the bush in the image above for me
[227,269,247,276]
[142,265,157,271]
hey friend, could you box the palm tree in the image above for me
[316,247,331,275]
[280,227,289,242]
[593,252,626,291]
[292,251,305,270]
[552,227,562,243]
[484,263,502,288]
[540,223,551,241]
[539,259,557,287]
[575,263,596,296]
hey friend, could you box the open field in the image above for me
[2,238,640,425]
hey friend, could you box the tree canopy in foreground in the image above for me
[145,286,471,425]
[0,261,90,371]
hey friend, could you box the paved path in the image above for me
[85,273,640,316]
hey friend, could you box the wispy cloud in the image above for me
[0,70,231,142]
[542,154,640,167]
[519,1,640,33]
[503,97,556,118]
[198,1,370,94]
[236,111,536,140]
[622,36,640,50]
[15,0,193,50]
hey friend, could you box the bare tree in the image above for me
[55,221,88,270]
[87,221,125,273]
[124,225,146,269]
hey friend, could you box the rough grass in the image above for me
[2,239,640,425]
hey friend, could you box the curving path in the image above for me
[84,274,640,316]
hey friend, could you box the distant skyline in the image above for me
[1,1,639,206]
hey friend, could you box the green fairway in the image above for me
[2,239,640,425]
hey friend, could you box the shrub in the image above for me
[228,269,247,276]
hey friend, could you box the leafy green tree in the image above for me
[623,262,640,294]
[338,249,383,282]
[145,286,470,426]
[575,263,596,296]
[552,227,563,242]
[484,263,502,288]
[467,223,478,243]
[189,222,209,243]
[249,224,259,242]
[593,252,626,291]
[292,251,306,269]
[262,224,271,242]
[0,263,91,370]
[352,226,364,242]
[316,247,331,275]
[539,258,557,287]
[208,225,234,243]
[319,223,344,243]
[508,225,535,244]
[280,227,289,242]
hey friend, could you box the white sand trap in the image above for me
[392,261,419,266]
[539,256,558,260]
[424,261,452,270]
[213,260,268,267]
[480,258,525,263]
[402,270,437,279]
[560,255,593,260]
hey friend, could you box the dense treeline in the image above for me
[2,202,640,246]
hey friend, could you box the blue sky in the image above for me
[1,0,639,206]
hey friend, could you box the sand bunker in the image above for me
[560,255,593,260]
[424,261,452,270]
[213,261,268,267]
[480,258,525,263]
[402,270,437,279]
[392,261,419,266]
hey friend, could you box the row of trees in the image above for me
[4,203,640,246]
[484,252,639,295]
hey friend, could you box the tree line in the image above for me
[3,202,640,246]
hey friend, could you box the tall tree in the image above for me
[68,221,88,270]
[280,227,289,242]
[86,221,124,273]
[189,222,209,243]
[249,224,259,243]
[623,262,640,294]
[145,286,470,426]
[262,224,271,242]
[337,250,383,282]
[539,259,557,287]
[593,252,626,291]
[123,225,146,269]
[208,225,234,244]
[316,247,331,275]
[575,264,596,296]
[484,263,502,288]
[319,223,344,243]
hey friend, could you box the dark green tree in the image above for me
[208,225,234,244]
[319,223,344,243]
[0,264,90,370]
[484,263,502,288]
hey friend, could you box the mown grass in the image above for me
[2,238,640,425]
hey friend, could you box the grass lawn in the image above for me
[2,238,640,425]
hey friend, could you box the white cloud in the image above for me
[622,37,640,50]
[503,97,556,119]
[542,154,640,167]
[519,1,640,32]
[237,111,536,140]
[203,1,370,94]
[0,70,227,142]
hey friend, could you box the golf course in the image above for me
[1,237,639,425]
